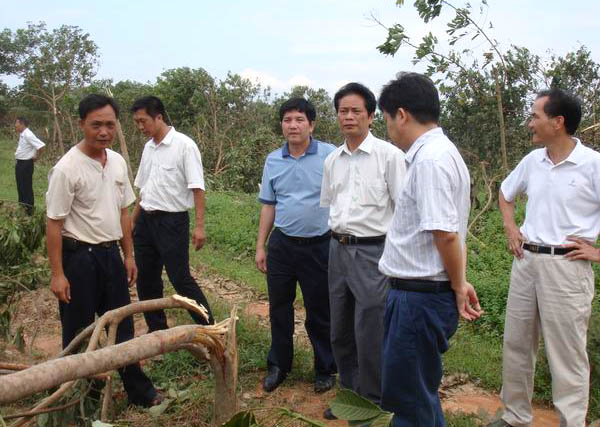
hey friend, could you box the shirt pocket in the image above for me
[157,164,179,188]
[359,180,387,207]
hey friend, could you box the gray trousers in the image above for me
[328,239,389,404]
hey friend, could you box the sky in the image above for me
[1,0,599,96]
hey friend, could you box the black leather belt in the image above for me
[390,278,453,293]
[63,237,118,250]
[280,230,331,245]
[523,243,574,256]
[331,231,386,245]
[142,209,181,216]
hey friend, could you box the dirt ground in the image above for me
[2,269,560,426]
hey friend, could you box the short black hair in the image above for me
[378,72,440,124]
[278,97,316,122]
[78,94,120,120]
[15,116,29,126]
[333,82,377,115]
[131,96,169,124]
[536,88,582,135]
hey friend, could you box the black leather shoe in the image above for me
[314,375,336,393]
[262,366,286,392]
[323,407,338,420]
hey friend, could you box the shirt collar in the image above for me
[342,132,374,155]
[541,137,584,165]
[404,127,443,164]
[150,127,175,148]
[282,137,318,158]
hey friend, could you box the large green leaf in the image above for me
[330,389,384,421]
[370,413,394,427]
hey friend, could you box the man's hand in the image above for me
[564,237,600,262]
[255,247,267,274]
[454,282,483,321]
[504,224,524,259]
[192,225,206,251]
[50,274,71,303]
[124,256,138,286]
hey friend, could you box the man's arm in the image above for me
[191,189,205,250]
[564,237,600,262]
[120,207,137,286]
[47,218,70,303]
[255,204,275,274]
[131,199,142,232]
[498,190,524,259]
[432,230,482,321]
[33,146,44,161]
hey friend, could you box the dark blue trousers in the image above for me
[266,228,336,377]
[15,159,34,215]
[381,287,458,426]
[134,210,213,330]
[59,241,157,406]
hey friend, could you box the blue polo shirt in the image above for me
[259,138,336,237]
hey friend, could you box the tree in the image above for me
[1,22,99,154]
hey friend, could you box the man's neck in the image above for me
[346,132,369,152]
[399,123,438,152]
[545,135,575,165]
[153,125,171,144]
[78,141,107,166]
[288,138,311,158]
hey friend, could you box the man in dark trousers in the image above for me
[256,98,337,393]
[46,94,161,407]
[15,116,45,215]
[131,96,213,330]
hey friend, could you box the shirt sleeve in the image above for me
[320,155,333,208]
[183,141,205,190]
[46,167,75,220]
[258,159,276,205]
[133,146,147,189]
[25,129,45,150]
[500,156,529,202]
[414,159,459,233]
[385,148,407,203]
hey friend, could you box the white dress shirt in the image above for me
[134,127,205,212]
[500,138,600,246]
[320,132,405,237]
[379,127,470,281]
[15,128,45,160]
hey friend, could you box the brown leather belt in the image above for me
[331,231,386,245]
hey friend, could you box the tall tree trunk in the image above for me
[494,72,508,172]
[115,120,134,185]
[51,89,64,155]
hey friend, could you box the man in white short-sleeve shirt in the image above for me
[46,94,160,407]
[131,96,213,330]
[14,116,45,215]
[494,89,600,427]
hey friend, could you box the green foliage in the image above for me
[0,203,45,267]
[330,389,392,425]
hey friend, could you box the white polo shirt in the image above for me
[500,138,600,246]
[320,132,405,237]
[134,127,205,212]
[15,128,45,160]
[46,146,135,244]
[379,128,471,281]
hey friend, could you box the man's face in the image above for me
[133,109,162,139]
[281,110,314,146]
[79,105,117,152]
[383,111,403,147]
[337,94,374,141]
[15,120,25,133]
[528,96,559,145]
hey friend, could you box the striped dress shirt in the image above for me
[378,127,470,281]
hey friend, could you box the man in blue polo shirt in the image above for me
[255,97,337,393]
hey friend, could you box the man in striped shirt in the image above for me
[377,72,482,426]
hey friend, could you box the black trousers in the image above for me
[15,159,34,215]
[134,209,213,330]
[59,241,157,406]
[266,228,336,377]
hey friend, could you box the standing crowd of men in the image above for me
[14,70,599,426]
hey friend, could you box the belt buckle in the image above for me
[529,244,539,253]
[339,235,348,245]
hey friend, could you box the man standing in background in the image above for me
[320,82,405,418]
[15,116,45,215]
[131,96,214,330]
[256,98,337,394]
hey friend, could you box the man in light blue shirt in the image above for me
[255,97,337,394]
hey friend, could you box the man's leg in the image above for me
[500,253,540,427]
[297,237,336,379]
[159,212,213,325]
[15,160,34,215]
[328,239,358,393]
[134,211,168,331]
[265,229,297,374]
[348,243,388,404]
[537,257,594,427]
[100,246,157,406]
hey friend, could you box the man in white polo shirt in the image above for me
[320,82,405,417]
[46,94,160,407]
[493,88,600,427]
[131,96,213,330]
[14,116,45,215]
